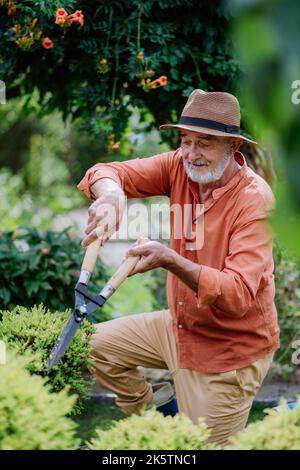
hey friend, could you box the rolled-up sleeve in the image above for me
[196,210,274,318]
[77,151,173,200]
[77,167,121,200]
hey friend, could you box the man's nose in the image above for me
[187,142,201,159]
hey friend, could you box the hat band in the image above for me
[179,116,240,135]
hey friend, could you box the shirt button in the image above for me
[178,324,185,329]
[178,301,183,306]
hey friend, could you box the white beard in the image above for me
[183,150,232,184]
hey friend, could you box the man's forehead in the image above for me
[179,131,213,140]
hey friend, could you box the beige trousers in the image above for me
[90,309,273,446]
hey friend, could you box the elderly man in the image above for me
[77,89,280,446]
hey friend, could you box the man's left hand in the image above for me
[126,241,171,276]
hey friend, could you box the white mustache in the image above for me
[187,159,210,166]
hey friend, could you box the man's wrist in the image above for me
[91,177,123,199]
[162,246,180,271]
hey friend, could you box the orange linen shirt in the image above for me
[77,148,280,373]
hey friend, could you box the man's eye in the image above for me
[199,142,210,147]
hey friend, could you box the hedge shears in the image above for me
[48,237,147,370]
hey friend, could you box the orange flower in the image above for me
[12,23,21,34]
[8,2,16,16]
[42,37,54,49]
[57,8,68,17]
[137,51,144,61]
[140,74,168,92]
[100,58,107,65]
[111,141,120,150]
[55,8,69,25]
[155,75,167,86]
[69,10,84,27]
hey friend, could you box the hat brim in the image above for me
[159,123,257,145]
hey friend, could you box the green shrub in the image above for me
[273,243,300,375]
[147,268,168,311]
[0,304,96,414]
[0,227,110,317]
[88,408,215,450]
[0,350,78,450]
[228,398,300,450]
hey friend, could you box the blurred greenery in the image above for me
[0,96,169,232]
[74,399,124,445]
[0,227,110,314]
[108,269,156,318]
[273,243,300,376]
[231,0,300,257]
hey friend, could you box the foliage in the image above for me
[228,398,300,450]
[147,268,168,311]
[88,408,215,450]
[0,98,109,191]
[0,0,242,148]
[88,400,300,450]
[0,304,95,413]
[0,167,85,230]
[0,227,110,315]
[74,400,124,445]
[0,350,78,450]
[273,243,300,376]
[109,269,156,317]
[75,399,267,446]
[231,0,300,256]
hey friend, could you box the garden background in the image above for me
[0,0,300,450]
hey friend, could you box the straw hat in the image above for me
[159,89,257,144]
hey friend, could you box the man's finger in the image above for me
[128,257,148,276]
[85,215,106,234]
[127,245,150,258]
[81,229,99,247]
[85,220,98,235]
[95,222,117,239]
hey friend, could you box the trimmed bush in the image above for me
[0,350,78,450]
[88,408,215,450]
[0,227,110,317]
[228,398,300,450]
[0,304,95,413]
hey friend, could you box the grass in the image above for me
[75,398,269,445]
[247,401,269,424]
[74,399,125,445]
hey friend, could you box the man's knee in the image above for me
[90,320,118,357]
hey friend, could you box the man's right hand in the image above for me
[82,177,126,247]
